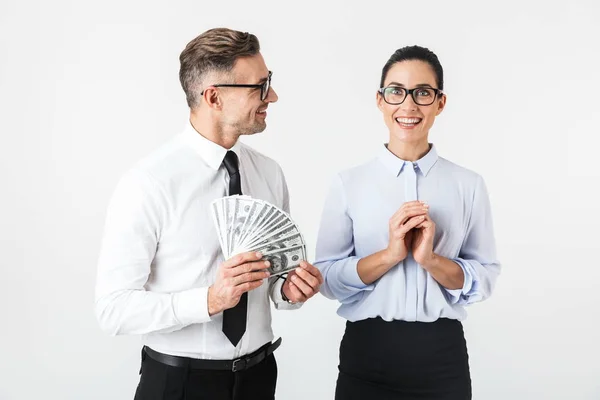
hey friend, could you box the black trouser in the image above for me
[336,317,472,400]
[134,349,277,400]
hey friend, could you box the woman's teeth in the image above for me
[396,117,422,127]
[395,117,422,124]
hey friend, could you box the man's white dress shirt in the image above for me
[95,122,298,360]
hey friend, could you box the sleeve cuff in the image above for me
[270,276,302,310]
[455,259,474,294]
[270,277,285,303]
[340,257,369,289]
[443,259,475,304]
[173,287,212,325]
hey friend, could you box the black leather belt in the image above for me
[143,337,282,372]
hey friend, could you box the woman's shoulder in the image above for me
[437,157,482,180]
[336,157,382,185]
[435,157,486,192]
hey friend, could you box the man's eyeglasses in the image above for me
[378,86,444,106]
[202,71,272,101]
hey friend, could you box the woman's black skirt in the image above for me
[335,317,471,400]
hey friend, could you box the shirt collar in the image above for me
[378,143,439,177]
[181,121,242,170]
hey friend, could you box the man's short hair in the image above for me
[179,28,260,108]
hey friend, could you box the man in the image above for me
[95,28,323,400]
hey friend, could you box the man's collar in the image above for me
[181,121,242,170]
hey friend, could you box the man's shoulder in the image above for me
[135,135,187,170]
[237,141,282,171]
[118,135,190,188]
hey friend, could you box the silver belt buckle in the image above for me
[231,357,247,372]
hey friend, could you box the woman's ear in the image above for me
[435,93,447,116]
[376,91,385,112]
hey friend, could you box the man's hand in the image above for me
[383,200,429,265]
[208,252,271,316]
[282,261,324,303]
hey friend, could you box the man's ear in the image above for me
[203,87,223,110]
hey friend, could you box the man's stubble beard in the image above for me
[231,119,266,137]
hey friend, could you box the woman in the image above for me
[314,46,500,399]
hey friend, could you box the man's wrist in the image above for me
[207,286,222,316]
[280,276,295,304]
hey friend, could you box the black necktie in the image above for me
[221,150,247,346]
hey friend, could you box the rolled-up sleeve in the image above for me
[314,174,374,303]
[445,176,501,305]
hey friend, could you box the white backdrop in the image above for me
[1,0,599,399]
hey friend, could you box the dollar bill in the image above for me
[241,214,291,249]
[228,196,257,253]
[258,211,289,235]
[211,196,307,270]
[211,200,227,257]
[261,244,306,275]
[244,222,300,251]
[239,203,277,247]
[224,195,240,257]
[235,199,267,249]
[251,231,304,254]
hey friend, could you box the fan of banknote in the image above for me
[210,195,307,276]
